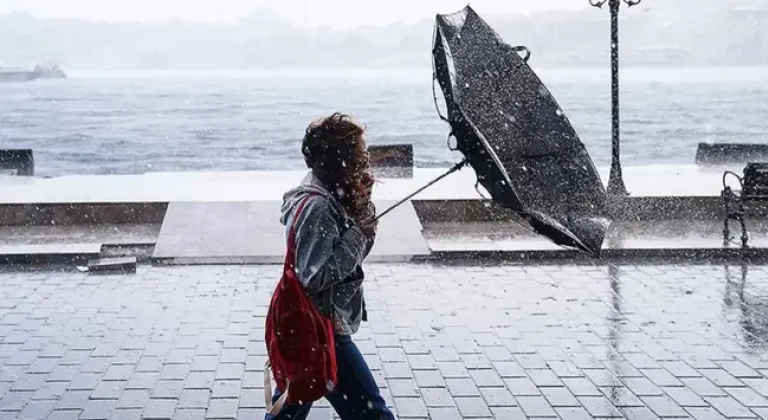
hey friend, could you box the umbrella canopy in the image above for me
[432,5,611,256]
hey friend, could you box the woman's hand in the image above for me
[358,217,379,239]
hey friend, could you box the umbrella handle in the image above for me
[372,159,468,222]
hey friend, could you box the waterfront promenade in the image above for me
[3,263,768,419]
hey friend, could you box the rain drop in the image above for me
[555,109,563,117]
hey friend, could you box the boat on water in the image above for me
[0,63,66,82]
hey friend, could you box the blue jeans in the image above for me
[265,334,395,420]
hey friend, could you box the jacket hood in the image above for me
[279,171,335,226]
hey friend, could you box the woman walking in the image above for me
[265,112,395,420]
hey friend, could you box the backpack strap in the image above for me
[264,193,315,415]
[284,194,315,270]
[264,360,290,414]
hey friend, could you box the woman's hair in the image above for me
[302,112,369,220]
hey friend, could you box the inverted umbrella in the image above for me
[430,5,610,256]
[375,5,610,256]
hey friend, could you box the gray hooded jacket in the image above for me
[279,171,375,336]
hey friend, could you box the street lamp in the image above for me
[590,0,641,197]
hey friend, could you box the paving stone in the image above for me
[47,410,83,420]
[48,365,80,382]
[725,385,768,407]
[515,395,557,417]
[393,397,427,418]
[81,399,118,419]
[744,378,768,397]
[561,377,601,397]
[413,370,444,388]
[17,399,57,419]
[684,406,728,420]
[705,396,758,418]
[504,376,541,396]
[55,390,91,410]
[600,386,645,408]
[547,360,584,378]
[622,377,664,396]
[541,386,580,407]
[143,398,177,419]
[660,361,701,378]
[699,368,745,387]
[469,369,504,387]
[92,381,127,399]
[68,373,103,390]
[578,395,623,417]
[555,406,597,420]
[206,398,238,419]
[490,406,527,419]
[152,380,185,399]
[680,377,728,397]
[406,354,436,370]
[641,395,690,417]
[641,368,685,387]
[104,365,135,381]
[117,389,152,409]
[161,364,190,381]
[32,381,68,400]
[387,379,420,397]
[436,362,469,378]
[445,378,480,397]
[662,386,709,407]
[211,380,240,398]
[420,387,455,407]
[126,372,159,390]
[109,408,144,420]
[719,360,762,378]
[455,396,492,417]
[527,369,563,387]
[427,407,463,420]
[382,362,412,379]
[238,388,265,409]
[430,347,460,362]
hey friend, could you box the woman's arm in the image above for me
[292,195,369,292]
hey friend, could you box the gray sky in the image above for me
[0,0,583,28]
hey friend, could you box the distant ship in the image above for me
[0,63,66,82]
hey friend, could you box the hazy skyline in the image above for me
[0,0,583,28]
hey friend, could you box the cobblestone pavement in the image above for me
[3,263,768,419]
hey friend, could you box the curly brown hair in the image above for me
[302,112,370,220]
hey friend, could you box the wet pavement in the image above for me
[3,263,768,419]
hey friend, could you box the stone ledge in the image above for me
[0,243,102,265]
[422,246,768,265]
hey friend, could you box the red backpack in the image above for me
[264,194,338,414]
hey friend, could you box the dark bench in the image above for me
[722,162,768,246]
[0,149,34,176]
[697,143,768,166]
[368,144,413,179]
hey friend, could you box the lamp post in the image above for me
[590,0,641,197]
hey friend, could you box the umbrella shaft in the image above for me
[373,159,468,221]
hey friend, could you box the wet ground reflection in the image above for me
[724,263,768,353]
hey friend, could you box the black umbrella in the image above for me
[428,5,611,256]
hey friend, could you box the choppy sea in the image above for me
[2,67,767,177]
